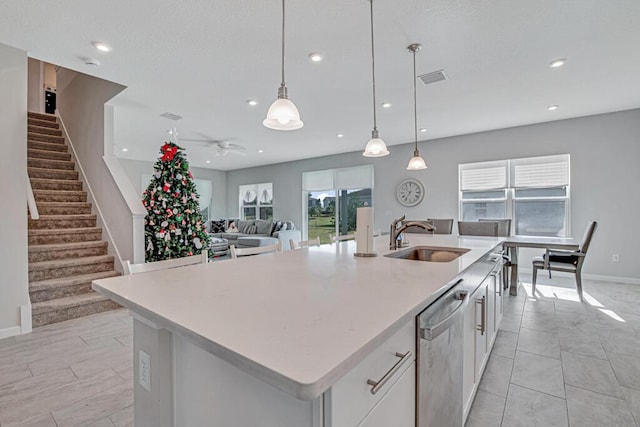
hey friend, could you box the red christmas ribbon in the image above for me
[161,143,178,162]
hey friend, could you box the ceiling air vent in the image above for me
[160,112,183,121]
[418,70,447,86]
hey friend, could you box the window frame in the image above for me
[239,182,273,221]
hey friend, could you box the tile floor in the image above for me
[466,275,640,427]
[1,276,639,426]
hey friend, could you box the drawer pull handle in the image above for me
[366,350,412,395]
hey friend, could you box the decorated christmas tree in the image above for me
[143,139,209,262]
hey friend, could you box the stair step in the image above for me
[28,125,62,137]
[28,214,97,230]
[33,202,92,215]
[28,112,57,122]
[30,178,82,191]
[28,227,102,245]
[28,148,71,161]
[28,140,68,153]
[29,240,107,262]
[33,190,87,203]
[29,133,65,144]
[28,167,78,181]
[28,117,59,129]
[29,271,120,303]
[28,157,75,171]
[31,293,120,328]
[28,255,115,282]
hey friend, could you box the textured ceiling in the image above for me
[1,0,640,170]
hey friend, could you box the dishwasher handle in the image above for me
[420,290,468,341]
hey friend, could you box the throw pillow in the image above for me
[238,220,253,234]
[284,221,295,231]
[209,220,226,233]
[273,221,283,232]
[255,219,273,235]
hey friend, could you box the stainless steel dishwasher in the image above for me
[416,278,468,427]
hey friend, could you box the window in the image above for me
[459,155,570,237]
[239,183,273,220]
[302,165,374,244]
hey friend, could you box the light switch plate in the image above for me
[139,350,151,392]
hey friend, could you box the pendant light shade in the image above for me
[263,0,303,131]
[362,0,389,157]
[406,43,427,170]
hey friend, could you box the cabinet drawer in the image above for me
[327,319,415,427]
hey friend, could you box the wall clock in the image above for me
[396,178,425,207]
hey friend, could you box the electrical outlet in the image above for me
[139,350,151,392]
[612,254,620,263]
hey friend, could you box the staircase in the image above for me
[27,111,120,328]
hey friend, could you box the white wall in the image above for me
[226,109,640,281]
[119,158,227,220]
[27,58,43,113]
[55,71,134,263]
[0,43,30,337]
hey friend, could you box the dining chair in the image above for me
[479,218,512,237]
[457,221,499,237]
[123,252,208,275]
[532,221,598,302]
[402,219,454,235]
[478,218,513,289]
[290,236,321,249]
[230,242,282,259]
[330,233,355,243]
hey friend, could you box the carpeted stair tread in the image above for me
[28,140,68,152]
[29,177,82,191]
[33,190,87,202]
[28,226,101,236]
[28,167,78,180]
[30,270,119,292]
[28,240,107,253]
[28,112,57,122]
[32,293,114,315]
[28,125,62,137]
[34,202,92,215]
[28,133,65,144]
[28,255,114,271]
[28,118,59,129]
[28,213,96,221]
[28,148,71,161]
[28,157,75,170]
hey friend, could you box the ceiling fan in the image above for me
[178,132,247,156]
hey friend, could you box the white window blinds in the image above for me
[459,162,507,191]
[511,155,570,188]
[302,165,374,191]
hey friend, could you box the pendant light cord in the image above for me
[281,0,286,88]
[369,0,378,133]
[413,50,418,151]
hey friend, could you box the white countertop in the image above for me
[92,234,501,400]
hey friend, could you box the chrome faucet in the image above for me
[389,215,436,250]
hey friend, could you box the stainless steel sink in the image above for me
[384,246,470,262]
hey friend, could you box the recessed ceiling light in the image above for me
[93,42,112,52]
[548,105,559,111]
[549,59,566,68]
[420,128,427,133]
[309,53,323,62]
[381,102,392,108]
[336,133,344,138]
[258,149,264,153]
[247,100,258,106]
[121,148,128,152]
[205,160,211,164]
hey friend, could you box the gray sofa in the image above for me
[210,219,301,250]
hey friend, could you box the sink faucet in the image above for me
[389,215,436,250]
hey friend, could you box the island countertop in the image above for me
[92,234,502,400]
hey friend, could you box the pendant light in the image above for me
[362,0,389,157]
[406,43,427,170]
[263,0,303,130]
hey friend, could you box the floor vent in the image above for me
[418,70,447,86]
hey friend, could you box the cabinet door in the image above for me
[358,361,415,427]
[495,270,504,330]
[487,276,496,343]
[474,284,488,381]
[462,295,476,417]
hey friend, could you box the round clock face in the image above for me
[396,178,425,207]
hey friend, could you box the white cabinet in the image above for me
[358,361,416,427]
[474,283,489,380]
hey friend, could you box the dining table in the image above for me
[502,236,580,296]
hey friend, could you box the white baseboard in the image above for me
[21,303,32,334]
[519,268,640,285]
[0,326,21,340]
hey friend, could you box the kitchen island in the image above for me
[93,234,503,427]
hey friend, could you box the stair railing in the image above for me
[27,173,39,219]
